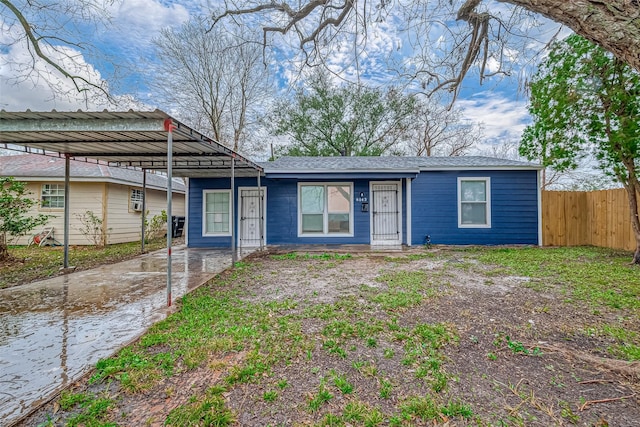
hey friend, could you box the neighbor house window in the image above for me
[130,188,144,211]
[41,184,65,208]
[458,177,491,228]
[299,183,352,236]
[203,190,231,235]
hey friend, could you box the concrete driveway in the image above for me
[0,246,255,425]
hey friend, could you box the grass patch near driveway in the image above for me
[0,239,167,289]
[23,246,640,427]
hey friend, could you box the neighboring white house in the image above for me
[0,154,186,245]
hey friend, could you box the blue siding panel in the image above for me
[188,169,539,248]
[410,170,539,245]
[188,177,261,248]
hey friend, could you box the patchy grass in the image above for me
[24,246,640,426]
[0,239,167,289]
[474,246,640,310]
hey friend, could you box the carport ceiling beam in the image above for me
[69,152,228,158]
[0,118,167,132]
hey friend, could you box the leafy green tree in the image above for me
[0,177,51,259]
[269,73,415,157]
[520,34,640,263]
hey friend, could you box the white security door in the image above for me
[239,188,265,247]
[371,182,401,245]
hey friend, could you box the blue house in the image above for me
[186,156,542,248]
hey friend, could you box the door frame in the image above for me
[369,180,402,245]
[237,186,267,247]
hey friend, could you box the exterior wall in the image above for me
[105,184,185,244]
[187,170,539,248]
[188,177,261,247]
[13,181,105,245]
[265,178,373,245]
[188,177,403,247]
[11,181,185,245]
[410,170,539,245]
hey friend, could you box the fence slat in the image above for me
[542,189,637,251]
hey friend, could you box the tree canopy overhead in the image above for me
[212,0,640,102]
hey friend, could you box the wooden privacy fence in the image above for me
[542,189,637,251]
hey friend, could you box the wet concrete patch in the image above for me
[0,247,252,425]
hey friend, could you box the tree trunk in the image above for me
[496,0,640,73]
[0,233,8,261]
[622,183,640,264]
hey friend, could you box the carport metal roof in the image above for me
[0,109,263,307]
[0,110,263,177]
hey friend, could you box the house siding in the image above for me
[188,177,261,247]
[410,170,539,245]
[188,169,538,248]
[265,178,372,245]
[11,181,185,245]
[106,184,185,244]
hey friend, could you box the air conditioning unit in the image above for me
[132,201,143,212]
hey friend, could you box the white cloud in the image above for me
[112,0,190,42]
[457,92,530,153]
[0,0,191,112]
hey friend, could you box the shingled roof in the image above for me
[260,156,540,173]
[0,154,185,192]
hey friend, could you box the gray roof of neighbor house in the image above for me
[260,156,541,173]
[0,154,186,192]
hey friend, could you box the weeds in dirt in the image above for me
[270,252,352,261]
[35,247,639,426]
[56,390,116,427]
[474,246,639,310]
[308,386,333,411]
[165,386,234,426]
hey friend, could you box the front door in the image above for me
[371,182,401,245]
[239,187,265,248]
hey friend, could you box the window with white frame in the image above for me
[130,189,144,211]
[458,178,491,228]
[203,190,231,235]
[299,183,352,236]
[41,184,65,208]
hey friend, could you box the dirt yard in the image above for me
[20,247,639,426]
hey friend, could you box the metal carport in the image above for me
[0,109,264,306]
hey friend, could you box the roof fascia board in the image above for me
[418,166,542,171]
[266,172,419,180]
[263,168,421,174]
[0,118,166,132]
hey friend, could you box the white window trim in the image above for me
[130,188,144,212]
[40,183,65,209]
[298,182,354,237]
[202,189,232,236]
[457,177,491,228]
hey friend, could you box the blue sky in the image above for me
[0,0,566,157]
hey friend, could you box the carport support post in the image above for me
[63,154,70,268]
[165,119,174,307]
[231,156,236,266]
[141,169,146,253]
[257,171,263,250]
